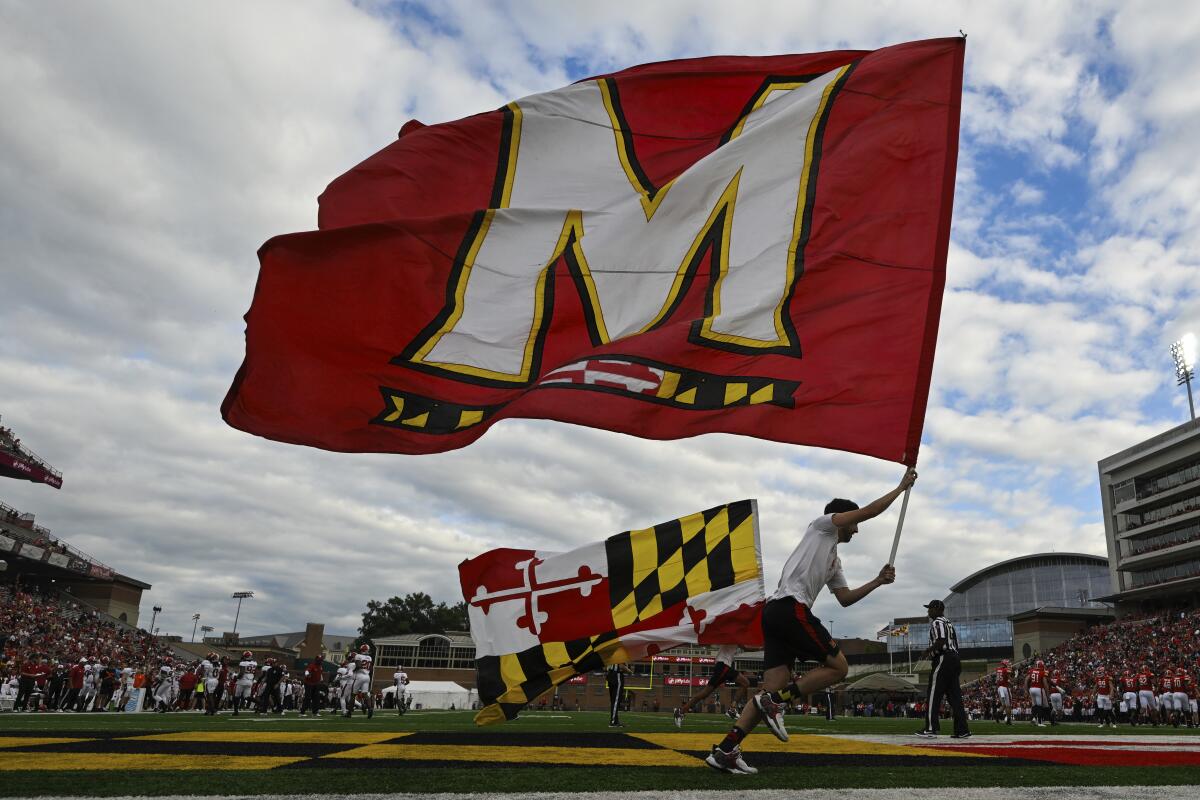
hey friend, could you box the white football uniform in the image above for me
[352,653,373,694]
[235,660,257,699]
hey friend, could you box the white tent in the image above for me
[382,680,476,710]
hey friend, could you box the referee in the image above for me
[914,599,970,738]
[606,662,632,727]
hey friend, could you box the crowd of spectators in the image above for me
[962,608,1200,721]
[0,583,175,710]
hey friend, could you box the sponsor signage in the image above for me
[0,535,15,553]
[47,552,70,568]
[664,676,712,686]
[68,557,87,573]
[88,564,114,579]
[651,655,715,664]
[0,451,62,489]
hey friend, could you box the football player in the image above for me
[232,650,257,716]
[1093,665,1114,728]
[1048,668,1065,726]
[994,659,1013,725]
[393,665,409,715]
[348,644,375,719]
[1136,664,1158,726]
[1024,659,1048,727]
[675,646,750,728]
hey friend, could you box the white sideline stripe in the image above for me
[44,789,1200,800]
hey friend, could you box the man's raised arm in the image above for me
[830,468,918,528]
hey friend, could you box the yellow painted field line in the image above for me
[0,737,91,749]
[0,753,306,771]
[324,743,700,767]
[632,732,990,758]
[126,731,405,744]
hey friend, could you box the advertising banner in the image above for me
[47,553,70,568]
[0,534,15,553]
[123,688,146,713]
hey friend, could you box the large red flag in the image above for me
[223,38,963,464]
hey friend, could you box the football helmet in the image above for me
[1035,659,1045,669]
[242,650,253,660]
[359,644,370,654]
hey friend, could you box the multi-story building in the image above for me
[1098,417,1200,615]
[887,552,1111,660]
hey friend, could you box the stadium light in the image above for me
[231,591,255,635]
[149,605,163,635]
[1171,333,1197,421]
[200,624,214,641]
[190,613,201,642]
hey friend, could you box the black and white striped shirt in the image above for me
[928,616,959,655]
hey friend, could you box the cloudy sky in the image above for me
[2,1,1198,644]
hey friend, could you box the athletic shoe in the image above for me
[753,692,789,742]
[673,708,683,728]
[950,731,972,739]
[705,745,756,774]
[608,722,624,727]
[726,706,739,721]
[913,729,937,738]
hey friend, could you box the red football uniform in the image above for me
[1120,675,1137,693]
[1137,671,1153,689]
[1161,675,1174,692]
[996,666,1010,687]
[1182,674,1197,698]
[1027,667,1046,687]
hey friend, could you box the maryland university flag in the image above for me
[461,500,764,724]
[223,38,964,465]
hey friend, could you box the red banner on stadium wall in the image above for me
[223,38,963,464]
[0,451,62,489]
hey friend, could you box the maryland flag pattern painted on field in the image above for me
[462,500,765,724]
[223,38,963,466]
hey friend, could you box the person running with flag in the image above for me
[706,468,916,774]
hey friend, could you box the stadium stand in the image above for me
[0,416,62,489]
[962,608,1200,721]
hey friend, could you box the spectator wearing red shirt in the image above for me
[14,655,42,711]
[177,669,197,710]
[299,655,325,717]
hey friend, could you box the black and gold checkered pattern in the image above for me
[371,388,499,434]
[606,499,759,629]
[474,631,624,725]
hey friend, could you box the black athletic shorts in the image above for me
[761,596,840,670]
[706,662,738,688]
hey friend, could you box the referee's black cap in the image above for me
[923,599,945,613]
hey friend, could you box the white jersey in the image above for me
[121,667,135,687]
[715,645,738,665]
[354,653,373,673]
[336,666,351,686]
[237,660,258,683]
[393,670,408,691]
[769,514,848,606]
[197,659,213,681]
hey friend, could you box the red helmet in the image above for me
[1123,668,1132,675]
[1000,659,1010,666]
[359,644,370,654]
[242,650,253,660]
[1035,659,1045,669]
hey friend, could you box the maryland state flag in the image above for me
[222,38,963,465]
[461,500,765,724]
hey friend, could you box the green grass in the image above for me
[0,708,1196,735]
[1,710,1198,796]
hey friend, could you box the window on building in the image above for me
[416,636,451,668]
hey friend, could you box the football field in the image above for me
[1,710,1199,797]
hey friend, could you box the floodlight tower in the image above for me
[149,605,162,635]
[231,591,254,634]
[1171,333,1197,421]
[190,613,201,642]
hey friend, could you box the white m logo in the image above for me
[400,65,852,385]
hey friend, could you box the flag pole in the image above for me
[886,486,912,567]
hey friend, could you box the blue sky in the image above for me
[2,0,1198,642]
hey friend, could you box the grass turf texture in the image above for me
[1,711,1198,796]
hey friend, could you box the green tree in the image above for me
[359,592,469,639]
